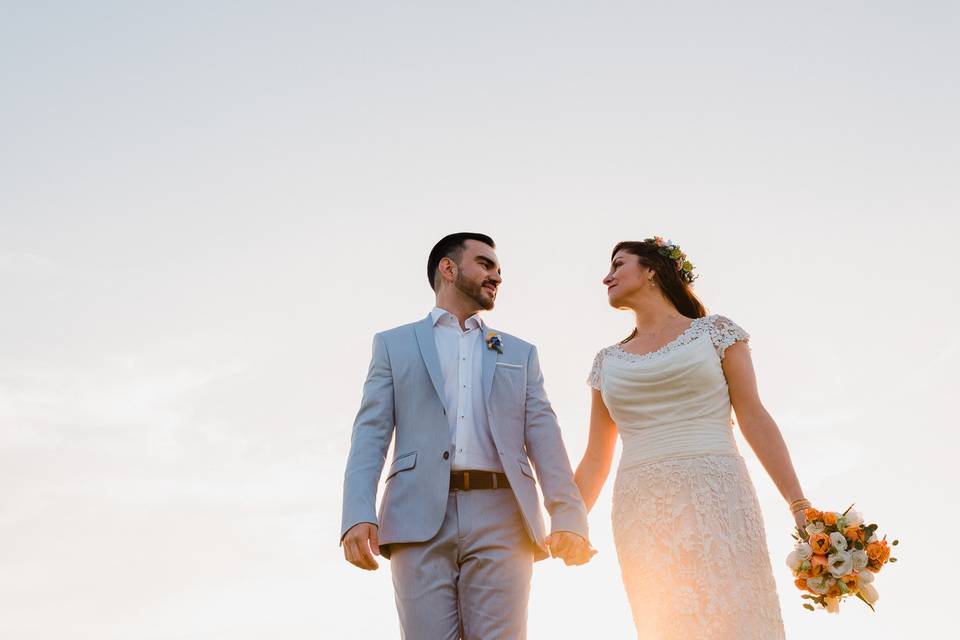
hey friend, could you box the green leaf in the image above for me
[856,592,876,612]
[892,539,899,545]
[842,503,855,516]
[889,557,898,562]
[803,603,815,611]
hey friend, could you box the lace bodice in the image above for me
[587,314,748,388]
[586,314,750,469]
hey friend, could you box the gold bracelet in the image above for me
[789,498,811,513]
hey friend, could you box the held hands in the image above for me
[544,531,597,566]
[342,522,380,571]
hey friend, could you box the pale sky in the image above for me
[1,2,957,638]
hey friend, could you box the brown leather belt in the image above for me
[450,470,510,491]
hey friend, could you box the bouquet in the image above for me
[786,504,898,613]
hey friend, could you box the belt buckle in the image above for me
[463,471,470,491]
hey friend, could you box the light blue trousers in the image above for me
[389,488,535,639]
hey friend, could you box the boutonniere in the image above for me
[485,332,503,354]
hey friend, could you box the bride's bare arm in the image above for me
[723,341,805,518]
[574,389,618,512]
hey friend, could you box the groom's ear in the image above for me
[437,256,457,284]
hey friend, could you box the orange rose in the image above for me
[794,577,810,591]
[809,554,828,576]
[844,525,865,545]
[827,583,842,597]
[866,540,890,562]
[822,512,838,526]
[809,532,831,555]
[840,574,859,592]
[866,540,891,572]
[804,508,822,522]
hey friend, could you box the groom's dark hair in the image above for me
[427,233,496,291]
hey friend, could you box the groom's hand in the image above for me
[544,531,596,566]
[342,522,380,570]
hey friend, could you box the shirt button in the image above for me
[443,451,450,460]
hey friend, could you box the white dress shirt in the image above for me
[430,307,503,473]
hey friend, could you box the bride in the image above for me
[575,237,808,638]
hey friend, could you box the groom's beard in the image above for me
[454,272,495,310]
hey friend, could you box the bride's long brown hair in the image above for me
[612,240,707,342]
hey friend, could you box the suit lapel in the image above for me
[481,321,497,404]
[414,314,446,406]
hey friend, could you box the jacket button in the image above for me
[442,451,450,460]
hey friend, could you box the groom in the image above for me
[341,232,593,639]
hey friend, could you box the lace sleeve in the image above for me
[587,349,605,389]
[708,315,750,361]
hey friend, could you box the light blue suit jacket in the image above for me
[340,314,589,561]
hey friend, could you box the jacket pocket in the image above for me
[517,458,536,482]
[385,451,417,481]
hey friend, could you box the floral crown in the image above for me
[646,236,697,284]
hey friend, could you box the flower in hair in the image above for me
[645,236,697,284]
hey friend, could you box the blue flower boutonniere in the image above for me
[486,332,503,354]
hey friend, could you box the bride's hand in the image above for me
[792,509,806,531]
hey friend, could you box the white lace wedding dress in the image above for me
[588,315,785,639]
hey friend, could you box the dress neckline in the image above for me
[613,316,709,363]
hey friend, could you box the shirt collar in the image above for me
[431,306,483,331]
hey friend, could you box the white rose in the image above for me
[851,549,868,572]
[845,509,864,526]
[860,582,879,604]
[828,551,853,577]
[829,531,848,552]
[858,568,875,584]
[794,542,813,561]
[807,576,835,595]
[786,550,802,571]
[867,532,878,543]
[806,522,825,536]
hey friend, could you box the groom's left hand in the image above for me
[545,531,596,566]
